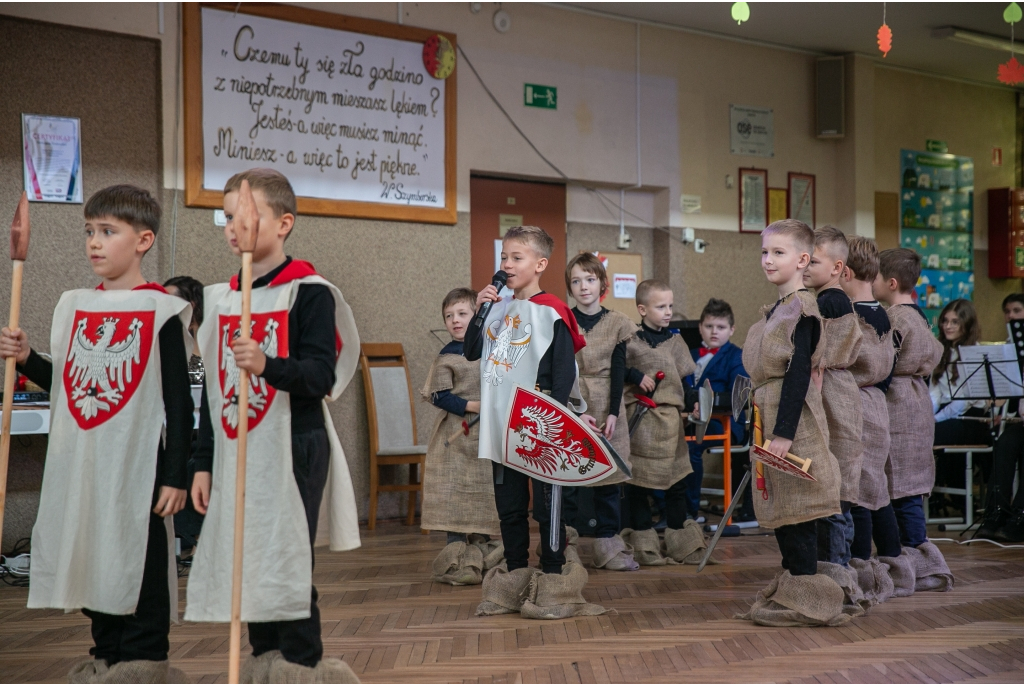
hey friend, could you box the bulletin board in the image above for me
[182,3,458,223]
[602,252,644,324]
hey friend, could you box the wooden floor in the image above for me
[2,523,1024,683]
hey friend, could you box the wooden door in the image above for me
[470,176,567,299]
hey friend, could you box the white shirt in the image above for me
[930,347,986,422]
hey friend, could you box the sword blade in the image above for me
[597,432,632,479]
[697,469,751,573]
[627,405,649,437]
[549,484,562,553]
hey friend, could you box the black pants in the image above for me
[492,463,565,574]
[248,428,330,668]
[774,520,818,576]
[989,423,1024,510]
[84,511,170,664]
[561,484,622,538]
[850,503,902,559]
[625,478,687,531]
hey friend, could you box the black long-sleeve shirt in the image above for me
[766,292,821,441]
[464,292,575,407]
[18,316,193,490]
[854,300,896,393]
[816,287,854,320]
[572,307,627,416]
[624,322,698,410]
[194,257,337,473]
[431,340,469,416]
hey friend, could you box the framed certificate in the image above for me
[788,172,816,228]
[768,187,788,224]
[22,114,83,203]
[739,167,768,233]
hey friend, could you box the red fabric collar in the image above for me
[529,293,587,353]
[96,282,168,294]
[229,259,319,291]
[698,346,720,357]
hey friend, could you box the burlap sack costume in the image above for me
[576,310,635,485]
[848,317,895,510]
[849,557,895,606]
[819,307,864,504]
[420,352,500,536]
[624,333,697,489]
[741,291,842,528]
[69,658,189,684]
[886,305,943,499]
[737,569,853,627]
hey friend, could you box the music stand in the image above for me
[948,344,1024,403]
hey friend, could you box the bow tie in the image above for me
[699,346,720,357]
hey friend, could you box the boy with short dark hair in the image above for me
[874,248,951,591]
[622,280,708,565]
[683,298,750,523]
[1003,293,1024,322]
[1,185,194,682]
[467,226,607,620]
[738,219,848,627]
[185,168,362,682]
[421,287,502,585]
[804,226,863,567]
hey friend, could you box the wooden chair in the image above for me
[360,343,427,530]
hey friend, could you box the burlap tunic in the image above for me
[849,318,895,510]
[576,311,635,486]
[886,305,943,499]
[420,352,501,535]
[819,311,864,504]
[742,291,842,529]
[624,333,697,489]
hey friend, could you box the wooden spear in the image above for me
[0,193,29,554]
[228,180,259,684]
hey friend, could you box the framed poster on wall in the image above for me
[788,172,815,228]
[768,187,788,224]
[182,3,458,223]
[739,167,768,233]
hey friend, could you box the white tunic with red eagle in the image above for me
[28,285,191,615]
[185,261,359,623]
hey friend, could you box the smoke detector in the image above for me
[493,9,511,33]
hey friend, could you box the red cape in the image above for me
[229,259,319,291]
[96,282,168,293]
[530,293,586,353]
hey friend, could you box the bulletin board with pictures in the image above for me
[898,149,974,332]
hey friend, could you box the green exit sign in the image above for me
[525,83,557,109]
[926,139,949,153]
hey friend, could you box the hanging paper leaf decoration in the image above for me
[999,56,1024,84]
[877,23,892,57]
[1006,2,1023,24]
[731,2,750,25]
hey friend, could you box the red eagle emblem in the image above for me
[62,310,154,430]
[502,385,616,485]
[217,311,289,439]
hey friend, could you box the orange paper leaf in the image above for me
[877,23,892,57]
[999,56,1024,84]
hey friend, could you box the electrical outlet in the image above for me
[694,238,708,254]
[617,232,632,250]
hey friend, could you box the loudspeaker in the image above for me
[816,56,845,139]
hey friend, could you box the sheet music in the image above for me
[953,344,1024,399]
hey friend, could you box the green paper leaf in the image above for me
[1006,2,1022,24]
[731,2,750,24]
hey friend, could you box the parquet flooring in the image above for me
[2,523,1023,683]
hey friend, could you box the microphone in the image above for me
[473,270,508,330]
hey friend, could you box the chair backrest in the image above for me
[360,342,418,455]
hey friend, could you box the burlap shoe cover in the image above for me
[240,650,282,684]
[431,541,484,585]
[468,534,505,570]
[69,659,109,684]
[816,562,868,615]
[665,520,712,565]
[906,541,954,592]
[520,561,610,620]
[621,528,669,565]
[737,570,853,627]
[880,549,917,597]
[849,557,895,606]
[591,535,639,571]
[269,657,359,684]
[69,658,187,684]
[475,564,541,615]
[534,526,579,559]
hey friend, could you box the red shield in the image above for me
[218,311,289,439]
[62,310,155,430]
[502,385,617,485]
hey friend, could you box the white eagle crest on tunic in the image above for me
[66,316,144,420]
[220,318,279,429]
[483,314,532,386]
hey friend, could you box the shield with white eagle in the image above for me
[62,310,154,430]
[502,385,618,485]
[217,310,289,439]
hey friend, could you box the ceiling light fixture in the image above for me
[932,26,1015,53]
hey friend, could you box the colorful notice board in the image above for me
[899,149,974,331]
